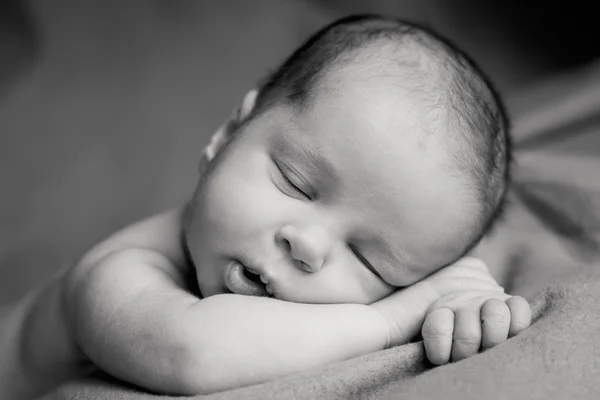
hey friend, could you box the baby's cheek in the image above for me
[198,171,267,236]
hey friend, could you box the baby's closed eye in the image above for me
[271,158,312,200]
[349,244,381,278]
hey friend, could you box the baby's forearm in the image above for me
[0,273,87,400]
[81,290,389,396]
[69,249,390,396]
[180,294,389,394]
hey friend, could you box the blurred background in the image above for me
[1,0,599,305]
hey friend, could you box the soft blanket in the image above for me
[42,63,600,399]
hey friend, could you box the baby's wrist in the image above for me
[369,303,397,349]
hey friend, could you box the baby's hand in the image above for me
[372,257,506,347]
[422,289,531,365]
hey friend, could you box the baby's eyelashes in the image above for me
[271,158,312,200]
[349,244,381,278]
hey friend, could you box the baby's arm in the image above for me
[63,204,392,395]
[63,210,506,395]
[4,208,388,395]
[0,210,188,399]
[71,250,506,395]
[69,248,391,395]
[0,209,525,398]
[69,254,510,395]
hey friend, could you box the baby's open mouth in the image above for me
[243,267,264,285]
[242,264,275,297]
[225,260,268,296]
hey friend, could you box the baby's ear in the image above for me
[199,89,260,174]
[237,89,259,123]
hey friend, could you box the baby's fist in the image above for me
[422,293,531,365]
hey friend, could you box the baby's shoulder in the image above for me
[80,208,187,270]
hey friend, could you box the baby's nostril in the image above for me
[282,238,292,252]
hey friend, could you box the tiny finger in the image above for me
[422,308,454,365]
[481,298,511,349]
[506,296,532,337]
[451,307,482,361]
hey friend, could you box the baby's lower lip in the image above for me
[224,260,268,296]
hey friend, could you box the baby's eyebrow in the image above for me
[272,135,337,180]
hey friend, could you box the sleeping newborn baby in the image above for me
[186,19,508,304]
[2,15,530,399]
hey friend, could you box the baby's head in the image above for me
[184,15,511,304]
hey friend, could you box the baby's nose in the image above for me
[277,225,331,273]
